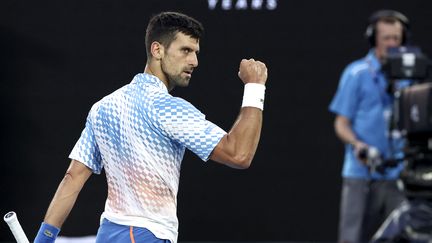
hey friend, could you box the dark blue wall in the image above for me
[1,0,432,241]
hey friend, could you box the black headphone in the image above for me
[365,10,410,47]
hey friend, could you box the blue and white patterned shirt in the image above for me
[69,73,227,242]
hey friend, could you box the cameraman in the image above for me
[329,10,411,243]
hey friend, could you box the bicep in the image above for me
[209,134,249,169]
[209,135,230,163]
[334,115,358,143]
[66,160,93,183]
[334,115,354,133]
[335,115,351,128]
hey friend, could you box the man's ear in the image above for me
[151,41,164,60]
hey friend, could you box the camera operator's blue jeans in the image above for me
[96,218,170,243]
[338,178,405,243]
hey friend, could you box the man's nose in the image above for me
[189,53,198,67]
[388,37,401,47]
[388,41,398,47]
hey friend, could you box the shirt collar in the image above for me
[365,49,382,72]
[131,73,168,93]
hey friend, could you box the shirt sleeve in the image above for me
[329,65,361,120]
[152,96,227,161]
[69,112,103,174]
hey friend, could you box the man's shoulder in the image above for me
[344,58,369,77]
[153,95,196,111]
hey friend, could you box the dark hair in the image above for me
[145,12,204,58]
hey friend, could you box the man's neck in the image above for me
[144,63,171,90]
[374,49,385,64]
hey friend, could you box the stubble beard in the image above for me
[161,62,190,89]
[168,74,190,88]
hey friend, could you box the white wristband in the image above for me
[241,83,266,110]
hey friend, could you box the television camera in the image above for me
[381,46,432,199]
[369,46,432,242]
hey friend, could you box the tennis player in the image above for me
[34,11,268,243]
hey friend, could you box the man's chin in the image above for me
[180,81,190,87]
[180,77,191,86]
[174,79,190,88]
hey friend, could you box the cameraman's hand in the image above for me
[353,141,369,165]
[238,59,267,85]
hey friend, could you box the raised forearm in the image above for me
[211,107,262,168]
[210,59,267,169]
